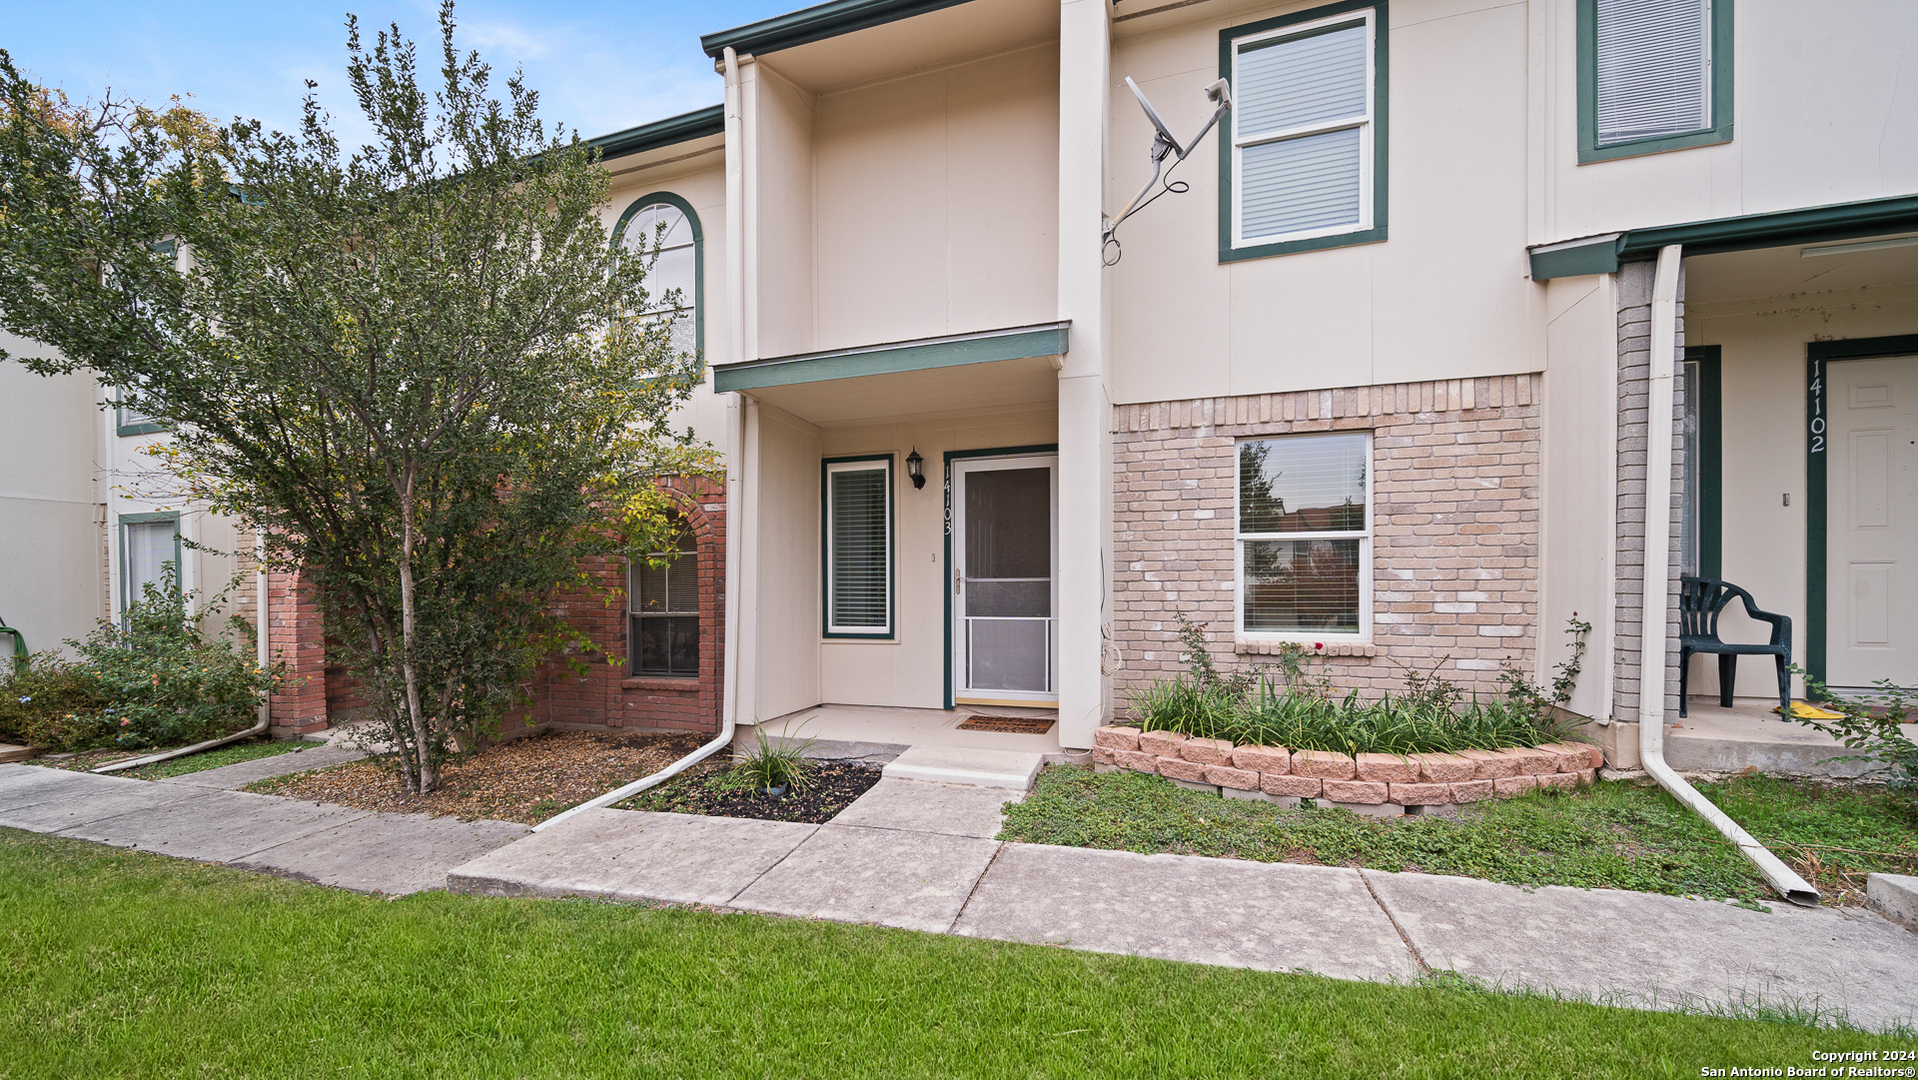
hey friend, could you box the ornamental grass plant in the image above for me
[1129,615,1591,757]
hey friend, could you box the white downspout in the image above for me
[532,46,749,831]
[1636,244,1820,906]
[96,530,273,774]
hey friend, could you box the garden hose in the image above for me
[0,617,26,674]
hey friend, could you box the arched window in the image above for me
[629,516,698,677]
[614,193,702,359]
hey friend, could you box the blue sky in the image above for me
[5,1,796,144]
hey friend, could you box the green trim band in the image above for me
[1803,334,1918,692]
[1576,0,1734,165]
[702,0,978,59]
[1685,345,1722,580]
[1528,193,1918,279]
[586,106,724,164]
[715,322,1069,393]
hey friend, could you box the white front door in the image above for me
[951,454,1058,705]
[1827,354,1918,690]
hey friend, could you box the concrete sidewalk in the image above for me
[448,775,1918,1033]
[0,762,525,894]
[6,761,1916,1031]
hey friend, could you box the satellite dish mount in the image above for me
[1102,76,1232,264]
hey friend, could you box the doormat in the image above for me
[957,715,1056,735]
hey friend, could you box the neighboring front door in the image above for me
[951,454,1058,705]
[1826,354,1918,690]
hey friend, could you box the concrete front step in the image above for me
[881,745,1043,791]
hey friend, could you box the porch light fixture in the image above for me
[905,448,925,489]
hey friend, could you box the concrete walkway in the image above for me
[449,774,1918,1033]
[0,761,526,895]
[5,760,1917,1031]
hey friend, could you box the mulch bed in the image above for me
[245,730,706,824]
[619,761,884,824]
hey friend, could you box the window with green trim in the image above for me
[1578,0,1733,163]
[823,457,893,638]
[120,513,180,614]
[614,194,702,358]
[1220,2,1387,263]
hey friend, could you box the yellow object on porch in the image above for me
[1773,701,1845,720]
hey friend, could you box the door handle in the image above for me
[955,572,962,595]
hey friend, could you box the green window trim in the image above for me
[613,191,705,367]
[118,511,182,616]
[822,454,896,640]
[115,398,163,437]
[1684,345,1722,580]
[1803,333,1918,693]
[1218,0,1389,264]
[1576,0,1734,165]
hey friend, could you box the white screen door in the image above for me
[951,454,1058,704]
[1827,355,1917,690]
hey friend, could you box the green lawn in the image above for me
[1000,767,1918,905]
[0,829,1893,1077]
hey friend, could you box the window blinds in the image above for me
[1236,20,1370,242]
[828,465,890,632]
[1595,0,1712,146]
[124,520,177,603]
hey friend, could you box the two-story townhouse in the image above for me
[7,0,1912,774]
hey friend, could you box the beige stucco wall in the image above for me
[0,339,104,655]
[816,407,1058,709]
[1688,281,1918,699]
[742,402,824,722]
[1535,0,1918,245]
[1106,0,1543,405]
[810,42,1062,353]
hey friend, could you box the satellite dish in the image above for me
[1103,76,1234,264]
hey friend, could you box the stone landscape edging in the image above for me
[1090,726,1603,813]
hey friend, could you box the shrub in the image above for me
[0,652,110,750]
[1129,618,1590,756]
[721,728,817,794]
[1787,667,1918,791]
[70,568,283,751]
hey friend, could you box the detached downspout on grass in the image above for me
[1635,244,1820,907]
[95,532,274,775]
[531,46,751,833]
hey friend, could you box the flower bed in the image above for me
[1091,726,1604,810]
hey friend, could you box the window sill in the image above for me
[1236,638,1377,658]
[622,676,702,691]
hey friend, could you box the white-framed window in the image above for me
[120,513,181,615]
[629,517,699,678]
[616,198,699,356]
[1227,6,1378,253]
[1235,433,1372,639]
[824,457,893,638]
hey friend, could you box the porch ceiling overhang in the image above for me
[701,0,982,59]
[715,321,1069,393]
[731,352,1062,428]
[1527,193,1918,280]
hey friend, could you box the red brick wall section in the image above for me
[265,568,330,735]
[522,476,727,736]
[1111,375,1542,707]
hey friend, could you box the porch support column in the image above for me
[1056,0,1111,750]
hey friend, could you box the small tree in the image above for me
[0,3,715,792]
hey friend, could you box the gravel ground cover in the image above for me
[1001,766,1918,905]
[244,730,704,824]
[618,761,883,823]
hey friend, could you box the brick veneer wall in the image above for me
[259,475,726,739]
[1611,261,1686,722]
[523,476,727,736]
[1111,374,1542,705]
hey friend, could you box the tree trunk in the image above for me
[397,462,436,794]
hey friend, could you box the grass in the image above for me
[1000,767,1918,904]
[28,737,318,777]
[0,829,1890,1078]
[119,737,320,780]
